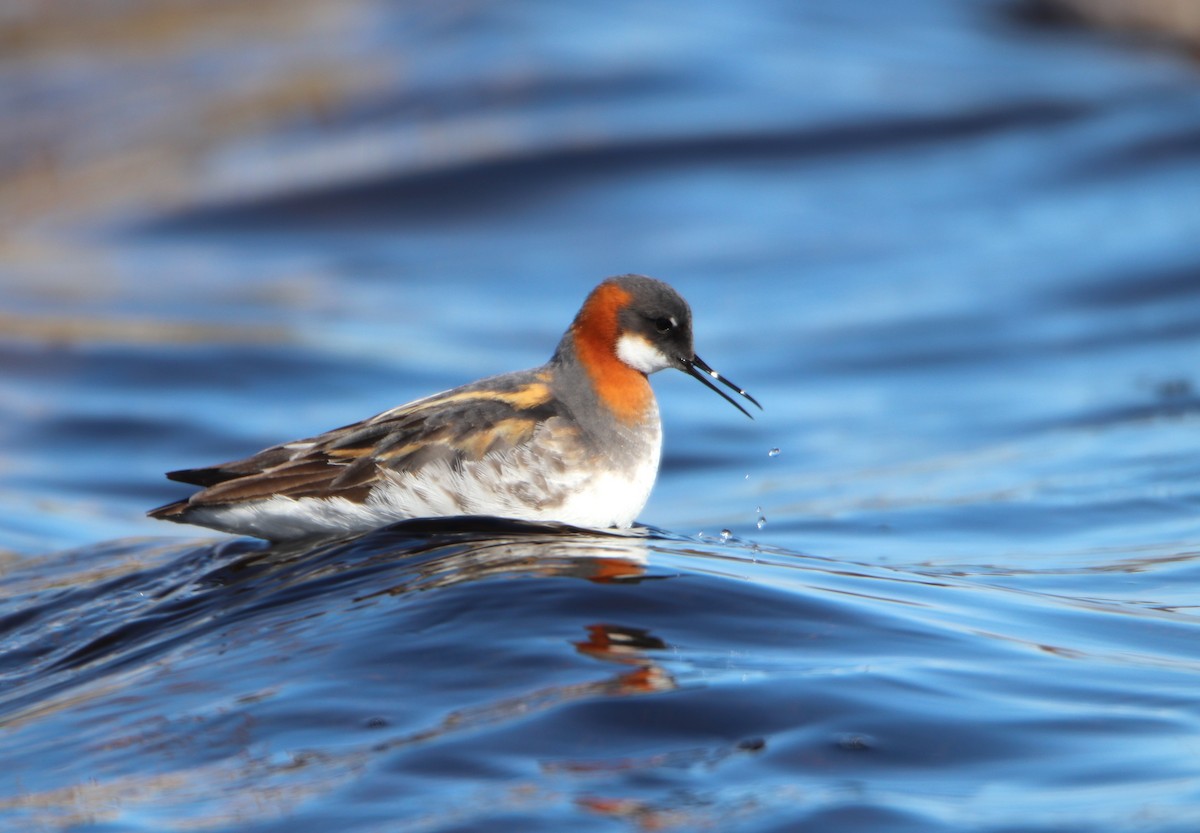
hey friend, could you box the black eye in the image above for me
[654,317,674,334]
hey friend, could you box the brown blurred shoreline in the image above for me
[0,0,385,234]
[1027,0,1200,50]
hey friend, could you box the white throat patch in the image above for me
[616,333,673,374]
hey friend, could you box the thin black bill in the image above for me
[683,354,762,419]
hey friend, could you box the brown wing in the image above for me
[149,370,561,518]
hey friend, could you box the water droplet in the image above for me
[755,507,766,530]
[768,447,781,457]
[720,529,733,542]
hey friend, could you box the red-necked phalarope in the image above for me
[149,275,760,540]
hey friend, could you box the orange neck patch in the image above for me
[571,282,654,423]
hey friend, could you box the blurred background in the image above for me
[2,0,1199,555]
[3,3,1200,832]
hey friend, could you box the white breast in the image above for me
[553,419,661,528]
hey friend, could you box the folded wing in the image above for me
[149,372,561,518]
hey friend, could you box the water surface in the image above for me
[2,1,1199,830]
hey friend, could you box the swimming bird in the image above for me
[149,275,759,540]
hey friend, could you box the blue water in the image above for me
[3,0,1200,830]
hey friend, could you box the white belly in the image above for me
[186,417,663,540]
